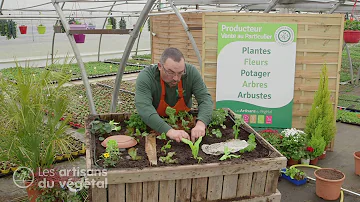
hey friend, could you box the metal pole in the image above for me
[170,1,202,76]
[343,42,354,84]
[110,0,157,112]
[329,2,341,14]
[264,0,280,13]
[97,2,116,62]
[0,0,5,15]
[52,0,97,114]
[52,2,66,64]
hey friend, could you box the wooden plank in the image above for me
[191,177,208,202]
[222,174,239,199]
[93,157,286,184]
[92,187,107,202]
[236,173,253,197]
[207,176,223,200]
[265,170,280,195]
[175,179,191,202]
[126,182,142,202]
[143,181,159,202]
[250,171,267,196]
[108,184,125,202]
[159,180,176,202]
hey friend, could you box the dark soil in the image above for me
[94,116,275,169]
[316,169,344,180]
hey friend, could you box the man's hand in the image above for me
[191,120,206,142]
[166,129,190,143]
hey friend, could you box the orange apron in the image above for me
[156,79,190,117]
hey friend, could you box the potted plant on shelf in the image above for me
[19,25,27,34]
[119,17,126,30]
[106,17,116,29]
[68,19,86,43]
[37,24,46,34]
[281,167,307,186]
[344,19,360,43]
[87,22,96,30]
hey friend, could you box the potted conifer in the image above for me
[305,64,336,159]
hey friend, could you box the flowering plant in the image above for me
[303,146,314,159]
[101,140,121,168]
[259,129,282,150]
[278,130,306,160]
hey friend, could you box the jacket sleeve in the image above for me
[190,65,213,125]
[135,70,172,134]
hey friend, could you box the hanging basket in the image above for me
[19,25,27,34]
[74,34,86,43]
[344,30,360,43]
[37,25,46,34]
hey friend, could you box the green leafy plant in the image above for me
[181,136,203,163]
[101,140,121,167]
[159,152,178,164]
[220,146,241,161]
[125,113,147,131]
[90,120,121,141]
[283,167,306,180]
[307,129,326,159]
[240,134,257,153]
[161,140,173,154]
[157,132,167,140]
[344,19,360,31]
[305,64,336,147]
[233,114,244,139]
[277,132,306,160]
[212,128,222,138]
[209,108,228,128]
[128,148,142,161]
[165,106,177,125]
[119,17,126,29]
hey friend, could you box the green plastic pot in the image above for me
[37,25,46,34]
[106,24,113,29]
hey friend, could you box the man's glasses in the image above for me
[161,64,186,77]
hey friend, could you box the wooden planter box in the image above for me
[85,109,287,202]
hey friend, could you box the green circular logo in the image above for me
[275,26,294,45]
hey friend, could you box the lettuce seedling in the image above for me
[240,133,257,153]
[128,148,142,161]
[157,132,167,140]
[161,140,173,154]
[233,114,244,139]
[212,128,222,138]
[219,146,241,161]
[165,107,177,125]
[181,136,203,163]
[159,152,178,164]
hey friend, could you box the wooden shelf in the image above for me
[53,29,133,34]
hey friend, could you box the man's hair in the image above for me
[159,47,185,64]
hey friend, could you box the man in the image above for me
[135,47,213,143]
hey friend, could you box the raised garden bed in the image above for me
[85,108,286,202]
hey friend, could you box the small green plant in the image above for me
[212,128,222,138]
[90,120,121,141]
[209,108,228,128]
[101,140,121,168]
[182,119,190,131]
[165,106,177,126]
[159,152,178,164]
[239,134,257,153]
[181,136,203,163]
[157,132,167,140]
[125,113,147,132]
[233,114,244,139]
[284,167,306,180]
[128,148,142,160]
[161,140,173,154]
[219,146,241,161]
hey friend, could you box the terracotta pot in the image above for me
[314,168,345,200]
[318,151,327,160]
[310,157,319,165]
[287,158,299,166]
[354,151,360,175]
[25,181,42,202]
